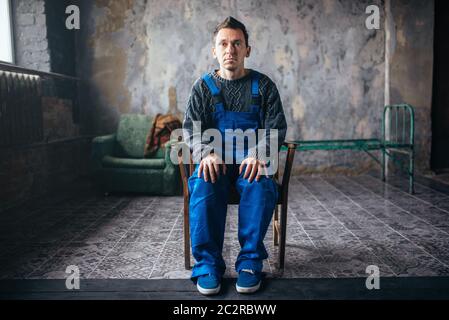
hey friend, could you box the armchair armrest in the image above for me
[91,134,116,172]
[163,139,175,168]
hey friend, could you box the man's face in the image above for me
[213,28,251,72]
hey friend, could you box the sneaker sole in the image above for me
[197,283,221,295]
[236,281,261,294]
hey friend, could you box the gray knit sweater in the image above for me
[183,69,287,163]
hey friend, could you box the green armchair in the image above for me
[91,114,180,195]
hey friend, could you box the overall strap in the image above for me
[251,71,260,103]
[201,73,224,111]
[250,71,264,125]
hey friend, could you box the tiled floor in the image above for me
[432,173,449,186]
[1,173,449,280]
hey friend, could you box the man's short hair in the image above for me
[213,16,249,47]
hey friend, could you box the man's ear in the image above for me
[212,46,217,59]
[246,46,251,58]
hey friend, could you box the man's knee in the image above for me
[190,175,228,195]
[238,176,278,205]
[239,175,276,190]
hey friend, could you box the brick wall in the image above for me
[0,94,91,212]
[0,1,91,212]
[42,97,80,142]
[0,136,92,212]
[12,0,51,72]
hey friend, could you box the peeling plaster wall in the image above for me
[76,0,140,134]
[76,0,432,173]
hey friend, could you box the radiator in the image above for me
[0,70,43,147]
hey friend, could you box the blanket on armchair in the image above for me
[144,113,182,157]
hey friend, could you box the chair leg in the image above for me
[409,149,415,194]
[278,202,288,270]
[273,205,279,246]
[183,201,191,270]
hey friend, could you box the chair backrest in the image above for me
[114,114,164,159]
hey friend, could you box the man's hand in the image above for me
[239,157,268,183]
[198,153,227,183]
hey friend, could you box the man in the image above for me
[183,16,287,295]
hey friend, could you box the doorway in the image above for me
[431,0,449,172]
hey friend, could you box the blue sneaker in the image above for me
[236,269,262,293]
[196,274,221,295]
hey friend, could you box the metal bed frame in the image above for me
[282,104,415,194]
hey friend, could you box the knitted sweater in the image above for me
[183,69,287,163]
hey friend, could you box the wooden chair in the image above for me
[177,142,297,270]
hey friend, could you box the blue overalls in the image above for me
[188,71,279,282]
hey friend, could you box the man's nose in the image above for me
[225,44,235,54]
